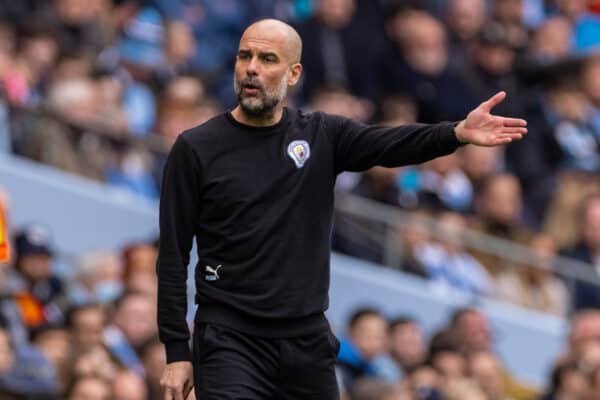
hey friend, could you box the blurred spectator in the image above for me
[123,242,158,277]
[7,225,67,329]
[555,0,600,53]
[448,308,538,399]
[506,67,600,232]
[472,173,528,274]
[296,0,384,102]
[448,308,493,355]
[66,375,112,400]
[70,343,121,382]
[17,21,61,106]
[539,357,590,400]
[113,369,148,400]
[396,210,433,277]
[568,309,600,355]
[427,329,468,385]
[104,290,156,375]
[31,325,71,376]
[405,363,445,400]
[378,94,418,127]
[106,147,159,199]
[468,351,515,400]
[444,0,487,69]
[387,316,426,376]
[156,75,219,144]
[336,308,390,392]
[458,145,503,194]
[66,303,107,350]
[113,6,164,136]
[464,22,522,118]
[562,194,600,310]
[527,17,572,65]
[164,20,196,75]
[122,242,158,298]
[495,233,568,316]
[413,212,493,296]
[69,250,123,305]
[416,153,473,212]
[381,7,471,123]
[0,344,60,398]
[49,0,113,53]
[493,0,529,50]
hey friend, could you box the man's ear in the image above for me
[287,63,303,86]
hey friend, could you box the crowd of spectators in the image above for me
[3,0,600,398]
[335,306,600,400]
[0,189,164,399]
[1,0,600,312]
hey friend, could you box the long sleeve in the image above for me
[324,114,462,173]
[156,135,203,363]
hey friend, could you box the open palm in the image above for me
[455,91,528,147]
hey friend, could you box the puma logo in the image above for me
[205,265,222,281]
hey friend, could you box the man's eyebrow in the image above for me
[259,51,279,58]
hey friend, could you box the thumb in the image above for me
[480,91,506,112]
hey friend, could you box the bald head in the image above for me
[242,19,303,64]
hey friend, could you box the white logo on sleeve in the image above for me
[287,140,310,168]
[205,265,222,281]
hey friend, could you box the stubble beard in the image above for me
[234,69,289,119]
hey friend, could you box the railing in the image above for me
[334,192,599,300]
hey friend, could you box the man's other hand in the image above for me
[160,361,194,400]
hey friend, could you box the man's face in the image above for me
[114,294,157,348]
[458,312,492,353]
[19,253,52,282]
[350,314,389,360]
[72,307,105,348]
[390,322,426,369]
[233,27,297,118]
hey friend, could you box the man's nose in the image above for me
[246,56,259,75]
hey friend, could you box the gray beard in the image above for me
[234,70,289,119]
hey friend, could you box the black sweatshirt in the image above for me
[157,108,462,363]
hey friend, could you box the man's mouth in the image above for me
[242,81,261,95]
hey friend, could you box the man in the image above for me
[157,18,527,400]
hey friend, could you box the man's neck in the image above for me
[231,106,284,127]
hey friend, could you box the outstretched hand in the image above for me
[454,91,527,146]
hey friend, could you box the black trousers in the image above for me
[192,322,340,399]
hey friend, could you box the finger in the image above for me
[497,133,523,140]
[184,382,194,399]
[173,388,185,400]
[499,127,528,134]
[500,117,527,127]
[480,91,506,112]
[164,388,173,400]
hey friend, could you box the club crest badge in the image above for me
[287,140,311,168]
